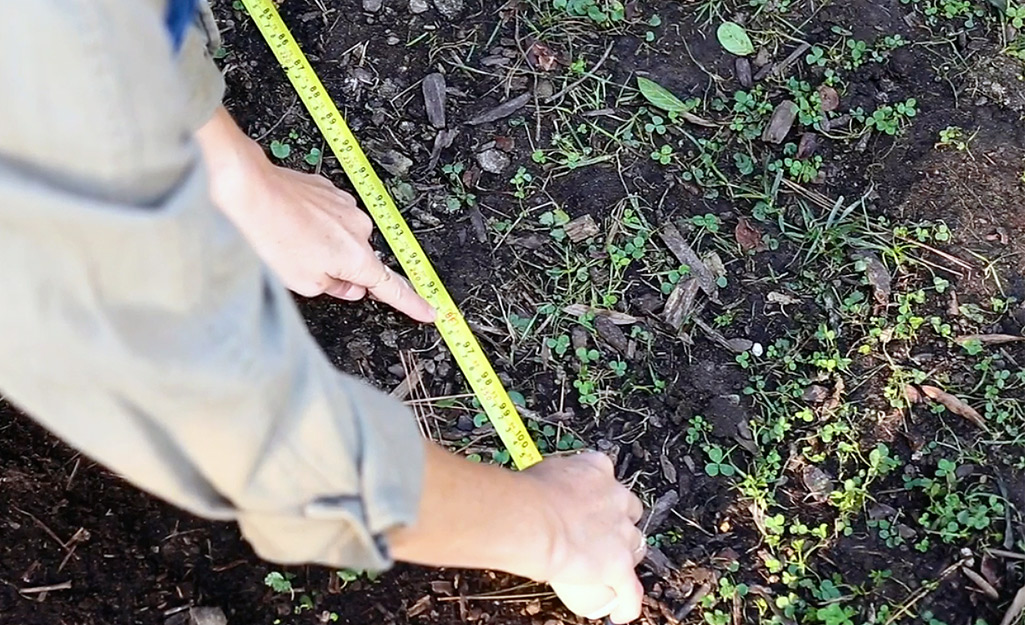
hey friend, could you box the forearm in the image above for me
[389,442,554,581]
[195,106,268,219]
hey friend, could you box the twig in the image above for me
[253,94,299,143]
[13,508,73,555]
[545,40,615,103]
[1001,585,1025,625]
[962,566,999,599]
[19,581,72,595]
[755,42,812,81]
[988,548,1025,561]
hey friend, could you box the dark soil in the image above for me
[3,0,1024,623]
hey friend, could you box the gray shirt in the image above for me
[0,0,424,571]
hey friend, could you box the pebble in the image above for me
[387,35,401,45]
[362,0,383,12]
[409,0,429,13]
[432,0,464,19]
[476,149,510,174]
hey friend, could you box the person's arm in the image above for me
[0,2,644,622]
[195,107,434,322]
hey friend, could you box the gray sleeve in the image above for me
[0,0,423,571]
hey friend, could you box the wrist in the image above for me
[195,107,271,212]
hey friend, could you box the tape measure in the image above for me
[241,0,542,469]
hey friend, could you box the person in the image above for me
[0,1,646,622]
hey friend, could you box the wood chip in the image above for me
[955,334,1025,346]
[659,224,717,296]
[595,315,630,354]
[422,73,447,129]
[659,453,678,484]
[802,465,835,502]
[564,214,600,242]
[663,278,700,330]
[468,92,531,125]
[862,254,892,305]
[920,385,987,429]
[639,491,680,532]
[796,132,818,159]
[562,304,638,324]
[767,291,800,306]
[761,100,798,144]
[753,42,811,81]
[735,57,752,88]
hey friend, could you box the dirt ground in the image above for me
[3,0,1025,623]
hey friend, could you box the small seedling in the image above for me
[704,445,736,476]
[270,140,291,159]
[650,144,673,164]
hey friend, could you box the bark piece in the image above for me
[659,224,717,297]
[595,315,630,354]
[564,214,600,242]
[761,100,798,144]
[562,304,638,324]
[735,57,752,88]
[468,93,531,125]
[422,73,447,128]
[663,278,700,330]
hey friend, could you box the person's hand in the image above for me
[195,107,434,323]
[525,453,646,623]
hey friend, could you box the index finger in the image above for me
[367,266,437,324]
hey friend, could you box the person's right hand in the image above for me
[523,452,646,623]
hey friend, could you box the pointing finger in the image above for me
[367,266,436,323]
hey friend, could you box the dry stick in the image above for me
[13,508,73,555]
[1001,585,1025,625]
[962,566,1000,599]
[754,42,812,81]
[19,581,72,595]
[988,548,1025,560]
[545,40,615,104]
[883,559,967,625]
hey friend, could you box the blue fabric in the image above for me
[165,0,198,52]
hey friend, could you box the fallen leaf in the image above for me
[636,77,718,127]
[526,40,559,71]
[861,254,892,305]
[955,334,1025,346]
[493,135,515,151]
[817,85,840,112]
[920,385,987,429]
[761,100,798,144]
[735,217,766,252]
[717,21,754,56]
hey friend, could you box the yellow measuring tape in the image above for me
[241,0,542,469]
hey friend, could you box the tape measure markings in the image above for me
[241,0,542,469]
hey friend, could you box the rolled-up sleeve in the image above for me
[0,0,423,571]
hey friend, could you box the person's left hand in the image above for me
[196,108,435,323]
